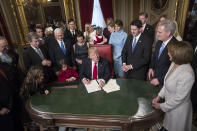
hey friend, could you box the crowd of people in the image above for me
[0,11,197,131]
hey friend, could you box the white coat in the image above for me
[159,62,194,131]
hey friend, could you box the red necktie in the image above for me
[93,62,97,79]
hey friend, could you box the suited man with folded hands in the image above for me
[121,20,152,80]
[80,47,110,88]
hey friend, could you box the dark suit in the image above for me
[48,38,75,71]
[191,44,197,112]
[0,71,14,131]
[80,57,111,82]
[23,46,55,83]
[122,34,152,80]
[64,29,82,46]
[150,37,177,88]
[0,50,22,91]
[142,24,155,43]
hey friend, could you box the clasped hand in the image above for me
[122,64,132,72]
[152,96,161,109]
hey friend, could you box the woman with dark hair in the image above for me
[152,41,194,131]
[73,32,89,70]
[109,19,127,78]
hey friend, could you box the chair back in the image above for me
[91,44,114,77]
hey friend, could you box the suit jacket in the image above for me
[122,34,152,80]
[23,46,48,70]
[150,37,177,88]
[23,46,55,83]
[0,50,22,91]
[0,72,13,110]
[64,29,82,46]
[191,44,197,111]
[48,38,75,71]
[158,62,194,131]
[80,57,111,82]
[142,24,155,43]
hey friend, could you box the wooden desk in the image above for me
[26,79,163,131]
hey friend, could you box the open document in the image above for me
[84,79,120,93]
[103,79,120,93]
[84,80,101,93]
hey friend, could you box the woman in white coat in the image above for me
[152,41,195,131]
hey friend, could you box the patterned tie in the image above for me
[36,48,44,60]
[93,62,97,79]
[158,42,165,59]
[2,53,10,63]
[60,41,66,55]
[132,37,137,52]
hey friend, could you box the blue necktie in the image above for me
[60,41,66,55]
[2,53,10,63]
[158,42,165,59]
[132,37,137,52]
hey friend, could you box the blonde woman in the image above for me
[84,23,96,44]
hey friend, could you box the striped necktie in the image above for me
[158,42,165,59]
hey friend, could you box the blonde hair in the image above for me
[45,27,53,37]
[84,23,91,42]
[88,47,99,56]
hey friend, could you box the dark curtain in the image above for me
[79,0,94,31]
[99,0,114,21]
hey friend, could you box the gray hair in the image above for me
[28,32,39,42]
[157,20,176,36]
[0,36,6,41]
[54,28,63,35]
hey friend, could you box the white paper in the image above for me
[103,79,120,93]
[84,80,101,93]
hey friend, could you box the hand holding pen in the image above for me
[96,79,105,88]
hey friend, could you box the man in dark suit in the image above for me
[64,19,82,46]
[0,36,24,131]
[23,32,55,83]
[48,28,75,75]
[0,69,14,131]
[121,20,152,80]
[80,47,110,88]
[0,36,23,90]
[139,12,155,43]
[148,20,177,88]
[191,44,197,115]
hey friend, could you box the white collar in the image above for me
[163,36,173,47]
[30,45,39,50]
[133,33,141,43]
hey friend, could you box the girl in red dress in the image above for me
[58,59,78,82]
